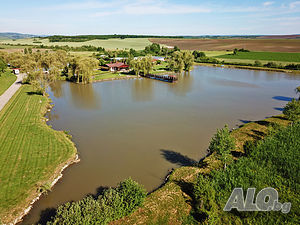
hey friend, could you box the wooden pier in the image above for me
[141,73,178,82]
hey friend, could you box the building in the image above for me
[104,62,129,72]
[12,68,20,75]
[152,56,166,61]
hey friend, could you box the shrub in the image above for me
[283,99,300,122]
[193,122,300,224]
[208,125,235,154]
[264,61,278,68]
[254,60,262,67]
[46,178,146,225]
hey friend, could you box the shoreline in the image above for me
[92,75,137,83]
[4,90,80,225]
[8,64,296,224]
[195,62,300,74]
[113,114,291,224]
[13,155,80,225]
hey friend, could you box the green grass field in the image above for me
[216,58,300,66]
[0,85,77,224]
[203,50,232,57]
[0,70,16,95]
[93,71,135,81]
[216,51,300,62]
[0,38,152,50]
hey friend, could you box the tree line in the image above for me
[0,50,99,95]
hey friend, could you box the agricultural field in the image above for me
[150,38,300,52]
[0,85,77,224]
[214,58,300,66]
[0,38,152,50]
[0,71,16,95]
[216,51,300,62]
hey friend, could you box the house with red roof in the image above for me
[104,62,129,72]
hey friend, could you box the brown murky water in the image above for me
[22,66,300,224]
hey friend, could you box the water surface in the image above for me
[22,66,300,224]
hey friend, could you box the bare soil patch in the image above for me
[150,38,300,52]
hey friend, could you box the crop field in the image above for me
[215,51,300,62]
[150,38,300,52]
[0,38,152,50]
[0,85,77,223]
[214,58,300,66]
[0,71,16,95]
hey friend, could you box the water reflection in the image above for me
[207,77,259,88]
[132,78,154,101]
[168,72,194,96]
[50,82,64,98]
[69,82,101,110]
[21,66,300,225]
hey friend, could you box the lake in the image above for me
[21,66,300,224]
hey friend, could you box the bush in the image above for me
[117,178,147,213]
[264,61,278,68]
[193,122,300,224]
[283,99,300,122]
[208,125,235,154]
[46,178,146,225]
[254,60,262,67]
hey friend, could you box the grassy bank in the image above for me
[113,115,292,224]
[195,62,300,74]
[0,70,16,95]
[216,51,300,62]
[0,85,77,224]
[92,71,136,82]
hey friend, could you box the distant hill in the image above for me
[0,32,41,40]
[257,34,300,39]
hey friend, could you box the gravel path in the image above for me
[0,73,25,112]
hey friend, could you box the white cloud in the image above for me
[263,1,274,7]
[123,2,210,15]
[90,0,210,17]
[40,0,119,11]
[290,1,300,9]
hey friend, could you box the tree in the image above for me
[169,51,184,74]
[129,48,138,57]
[173,46,180,52]
[283,99,300,122]
[254,60,262,67]
[233,48,238,55]
[149,43,160,54]
[140,55,153,75]
[182,51,194,72]
[192,51,206,59]
[169,51,194,73]
[130,58,143,77]
[296,86,300,99]
[208,125,235,169]
[69,56,98,84]
[0,58,6,73]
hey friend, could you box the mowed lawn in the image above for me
[216,51,300,62]
[93,71,135,81]
[0,71,16,95]
[0,85,77,223]
[0,38,152,50]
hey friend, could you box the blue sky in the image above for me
[1,0,300,35]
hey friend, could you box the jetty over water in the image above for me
[141,73,178,83]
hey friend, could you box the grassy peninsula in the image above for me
[0,85,78,224]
